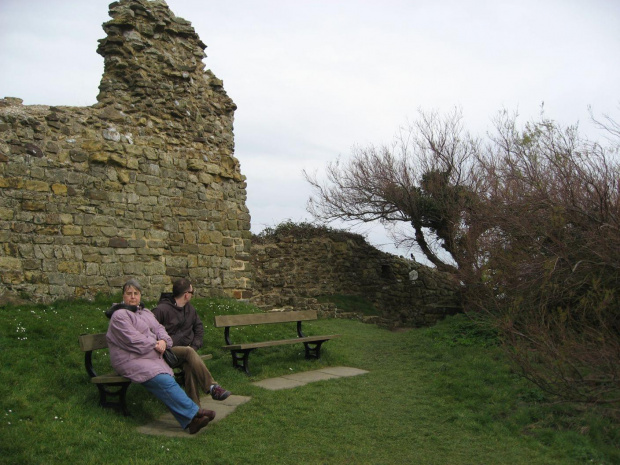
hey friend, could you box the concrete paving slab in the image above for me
[282,370,340,383]
[252,366,368,391]
[318,366,369,377]
[137,394,251,438]
[252,376,306,390]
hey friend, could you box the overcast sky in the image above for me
[1,0,619,260]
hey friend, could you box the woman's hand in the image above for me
[155,339,167,354]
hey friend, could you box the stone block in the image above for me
[62,225,82,236]
[51,183,68,195]
[1,270,24,284]
[108,237,129,248]
[85,262,100,275]
[100,263,123,277]
[20,201,45,212]
[24,271,45,283]
[108,153,127,167]
[57,261,83,274]
[90,152,110,163]
[24,180,49,192]
[164,256,188,268]
[0,256,22,270]
[128,239,146,248]
[115,248,136,256]
[36,225,60,235]
[165,267,188,277]
[0,207,15,221]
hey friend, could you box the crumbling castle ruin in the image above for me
[0,0,460,327]
[0,0,251,302]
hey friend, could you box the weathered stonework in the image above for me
[250,234,462,328]
[0,0,251,303]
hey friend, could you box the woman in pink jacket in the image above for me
[106,279,215,434]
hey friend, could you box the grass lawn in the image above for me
[0,296,617,465]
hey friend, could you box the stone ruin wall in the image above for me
[250,234,462,328]
[0,0,252,303]
[1,0,460,328]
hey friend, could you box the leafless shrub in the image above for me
[463,110,620,405]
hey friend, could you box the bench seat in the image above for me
[222,334,341,351]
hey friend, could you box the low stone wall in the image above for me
[250,233,461,328]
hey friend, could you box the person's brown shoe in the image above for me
[196,409,216,421]
[187,412,214,434]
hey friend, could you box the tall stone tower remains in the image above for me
[0,0,252,302]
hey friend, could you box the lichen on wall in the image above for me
[0,0,251,303]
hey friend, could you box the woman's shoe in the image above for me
[196,409,216,421]
[187,413,213,434]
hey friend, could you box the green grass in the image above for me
[316,294,380,316]
[0,296,617,465]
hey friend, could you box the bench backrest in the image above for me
[214,310,317,328]
[79,332,112,379]
[79,332,108,352]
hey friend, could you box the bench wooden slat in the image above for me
[79,333,108,352]
[214,310,318,328]
[222,334,341,351]
[92,373,131,384]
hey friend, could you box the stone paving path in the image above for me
[137,366,368,437]
[251,366,368,391]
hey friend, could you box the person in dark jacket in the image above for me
[152,278,230,405]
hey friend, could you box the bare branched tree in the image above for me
[305,108,483,274]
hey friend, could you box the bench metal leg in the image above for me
[303,341,325,359]
[96,382,131,416]
[231,349,254,375]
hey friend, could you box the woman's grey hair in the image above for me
[122,278,142,294]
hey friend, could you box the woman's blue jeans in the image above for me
[142,373,199,429]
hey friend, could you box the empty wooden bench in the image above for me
[78,332,212,416]
[214,310,340,375]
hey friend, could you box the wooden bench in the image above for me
[213,310,340,375]
[78,332,212,416]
